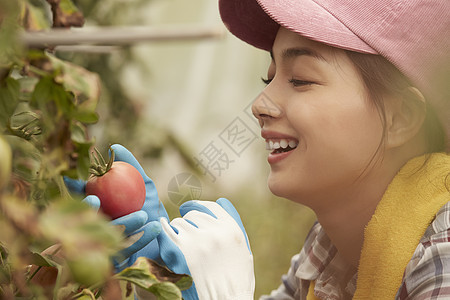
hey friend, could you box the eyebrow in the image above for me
[270,47,327,63]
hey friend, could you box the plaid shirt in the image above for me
[261,202,450,300]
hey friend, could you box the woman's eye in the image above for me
[261,77,273,85]
[261,77,314,87]
[288,78,314,87]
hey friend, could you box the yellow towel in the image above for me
[307,281,320,300]
[353,153,450,299]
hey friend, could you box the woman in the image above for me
[152,0,450,299]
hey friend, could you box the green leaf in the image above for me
[75,142,92,181]
[64,122,94,180]
[47,53,100,112]
[0,0,23,66]
[70,122,89,144]
[116,257,192,298]
[0,77,20,131]
[31,75,73,121]
[30,251,56,267]
[115,257,159,289]
[3,134,40,186]
[8,110,42,141]
[30,76,54,108]
[149,282,183,300]
[21,1,51,31]
[18,76,39,101]
[71,110,99,124]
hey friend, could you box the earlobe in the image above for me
[385,87,426,149]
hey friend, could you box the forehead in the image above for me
[271,27,347,63]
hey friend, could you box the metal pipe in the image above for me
[20,25,226,47]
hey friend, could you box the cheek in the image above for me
[290,99,384,174]
[316,104,385,174]
[343,105,384,147]
[311,93,383,145]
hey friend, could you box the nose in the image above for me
[252,91,283,127]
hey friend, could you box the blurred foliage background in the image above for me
[2,0,317,297]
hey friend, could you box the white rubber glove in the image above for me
[155,198,255,300]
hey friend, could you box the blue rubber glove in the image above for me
[64,144,168,269]
[146,198,254,300]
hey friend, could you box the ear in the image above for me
[384,87,426,149]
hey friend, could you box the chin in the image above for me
[267,173,314,205]
[267,174,295,200]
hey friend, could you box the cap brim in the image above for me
[219,0,377,54]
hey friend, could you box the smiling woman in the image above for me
[256,29,392,214]
[128,0,450,299]
[215,0,449,299]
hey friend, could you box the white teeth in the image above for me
[265,139,298,150]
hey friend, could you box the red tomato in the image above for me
[86,161,145,220]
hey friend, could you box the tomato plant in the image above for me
[0,1,190,299]
[86,149,146,219]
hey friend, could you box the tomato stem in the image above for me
[89,147,115,177]
[106,148,114,172]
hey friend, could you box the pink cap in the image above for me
[219,0,450,151]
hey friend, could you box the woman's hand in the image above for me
[153,198,255,300]
[64,144,168,270]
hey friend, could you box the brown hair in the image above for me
[345,51,446,154]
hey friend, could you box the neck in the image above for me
[313,157,402,267]
[316,192,380,267]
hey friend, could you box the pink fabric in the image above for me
[219,0,450,150]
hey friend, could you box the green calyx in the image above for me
[89,146,115,177]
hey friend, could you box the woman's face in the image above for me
[253,27,385,208]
